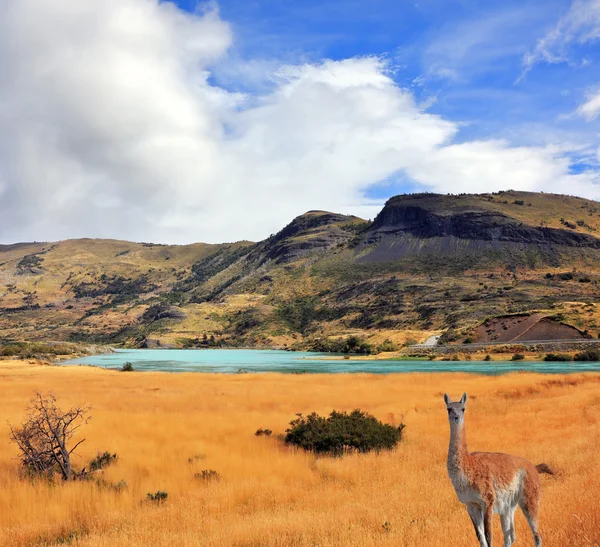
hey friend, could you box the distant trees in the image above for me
[308,335,374,355]
[543,353,571,362]
[574,349,600,362]
[9,393,91,481]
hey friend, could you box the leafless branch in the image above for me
[8,392,91,481]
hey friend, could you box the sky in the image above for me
[1,0,600,244]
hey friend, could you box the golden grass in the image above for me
[1,361,600,546]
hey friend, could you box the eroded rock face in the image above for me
[248,211,362,264]
[366,199,600,248]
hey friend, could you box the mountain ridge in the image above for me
[2,190,600,350]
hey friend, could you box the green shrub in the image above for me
[377,339,398,352]
[511,353,525,361]
[463,337,473,344]
[574,349,600,362]
[255,428,272,436]
[89,451,118,472]
[284,409,405,456]
[276,296,318,333]
[484,354,491,361]
[543,353,571,362]
[121,362,134,372]
[309,336,373,355]
[146,491,168,503]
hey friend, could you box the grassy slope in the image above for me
[2,192,600,348]
[1,361,599,546]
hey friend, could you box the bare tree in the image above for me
[9,392,91,481]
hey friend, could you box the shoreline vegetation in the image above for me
[1,360,599,546]
[0,341,114,362]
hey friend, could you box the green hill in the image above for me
[2,190,600,350]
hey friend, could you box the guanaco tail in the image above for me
[444,393,554,547]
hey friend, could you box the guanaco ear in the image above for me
[460,392,467,406]
[443,393,450,406]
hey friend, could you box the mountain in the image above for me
[2,190,600,350]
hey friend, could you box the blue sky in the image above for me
[176,0,600,198]
[2,0,600,243]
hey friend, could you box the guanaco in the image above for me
[444,393,553,547]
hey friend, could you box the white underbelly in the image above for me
[456,488,484,505]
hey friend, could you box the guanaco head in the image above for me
[444,392,467,427]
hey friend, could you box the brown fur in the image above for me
[445,393,548,547]
[535,463,554,475]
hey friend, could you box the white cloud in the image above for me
[576,88,600,119]
[524,0,600,69]
[0,0,599,245]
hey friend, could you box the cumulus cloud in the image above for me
[0,0,599,244]
[524,0,600,69]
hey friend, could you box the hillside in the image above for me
[2,190,600,350]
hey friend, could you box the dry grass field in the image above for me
[1,361,599,546]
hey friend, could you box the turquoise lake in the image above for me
[59,349,600,374]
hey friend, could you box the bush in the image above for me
[558,272,574,281]
[574,349,600,362]
[121,362,134,372]
[543,353,571,362]
[309,336,374,355]
[463,337,473,344]
[377,339,398,352]
[89,451,118,472]
[484,354,492,361]
[194,469,220,482]
[276,297,318,333]
[284,409,405,456]
[255,428,272,436]
[146,491,168,503]
[511,353,525,361]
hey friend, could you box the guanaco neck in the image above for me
[447,422,469,475]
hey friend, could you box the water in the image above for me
[59,349,600,374]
